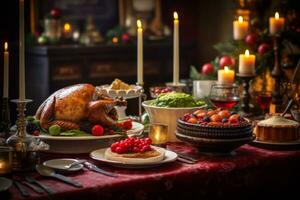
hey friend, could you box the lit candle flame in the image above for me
[155,132,160,141]
[4,42,8,51]
[174,12,178,20]
[238,16,243,23]
[275,12,279,19]
[245,49,250,56]
[64,23,71,32]
[137,20,142,29]
[224,66,229,71]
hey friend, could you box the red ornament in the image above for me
[201,63,214,75]
[219,56,235,68]
[245,33,258,46]
[258,43,270,56]
[50,8,61,19]
[121,33,131,43]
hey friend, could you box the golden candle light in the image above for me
[173,11,179,85]
[149,124,168,146]
[63,23,71,33]
[63,22,72,38]
[3,42,9,98]
[218,66,235,84]
[0,147,12,175]
[137,19,143,85]
[233,16,249,40]
[269,12,285,35]
[112,36,119,44]
[239,49,256,75]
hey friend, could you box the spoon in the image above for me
[281,99,294,117]
[36,164,82,188]
[63,159,87,169]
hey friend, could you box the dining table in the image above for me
[2,142,300,200]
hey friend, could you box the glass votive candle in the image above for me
[149,124,168,146]
[0,146,12,175]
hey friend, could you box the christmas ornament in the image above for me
[201,63,214,75]
[245,33,258,46]
[219,56,235,68]
[258,43,270,56]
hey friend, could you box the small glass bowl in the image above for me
[149,86,173,99]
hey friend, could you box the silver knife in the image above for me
[22,181,45,194]
[14,181,30,197]
[84,162,118,177]
[25,176,55,194]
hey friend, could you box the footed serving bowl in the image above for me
[176,118,254,154]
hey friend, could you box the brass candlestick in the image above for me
[6,99,48,171]
[1,97,11,139]
[271,34,283,105]
[136,83,147,122]
[237,73,256,113]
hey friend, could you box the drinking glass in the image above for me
[255,92,272,114]
[209,84,240,109]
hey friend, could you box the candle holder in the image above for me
[6,99,48,171]
[236,73,256,113]
[0,146,12,175]
[1,97,11,139]
[165,82,186,93]
[271,34,283,105]
[148,123,168,147]
[136,83,147,122]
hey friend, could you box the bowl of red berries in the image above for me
[150,87,173,98]
[176,108,254,154]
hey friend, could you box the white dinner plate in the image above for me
[90,147,178,169]
[0,177,12,192]
[35,121,144,141]
[34,122,144,154]
[43,159,83,172]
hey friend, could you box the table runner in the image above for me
[3,143,300,200]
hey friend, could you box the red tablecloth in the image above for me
[3,143,300,200]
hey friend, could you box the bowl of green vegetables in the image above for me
[142,92,206,142]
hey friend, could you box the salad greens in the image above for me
[150,92,206,108]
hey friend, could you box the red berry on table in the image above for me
[92,125,104,136]
[245,33,257,46]
[133,147,139,153]
[258,43,270,56]
[115,147,123,154]
[201,63,214,75]
[219,56,235,68]
[144,138,152,145]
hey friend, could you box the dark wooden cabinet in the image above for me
[26,42,196,114]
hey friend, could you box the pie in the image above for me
[255,116,299,142]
